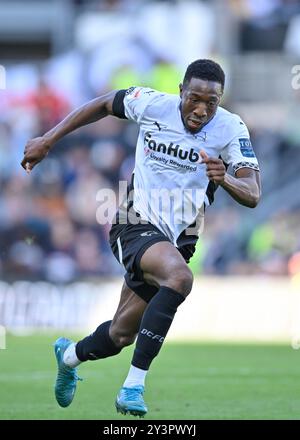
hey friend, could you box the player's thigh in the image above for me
[110,281,147,338]
[140,241,193,291]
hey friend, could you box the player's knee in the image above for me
[165,265,193,297]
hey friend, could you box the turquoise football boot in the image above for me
[115,386,148,417]
[54,337,82,408]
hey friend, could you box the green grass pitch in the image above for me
[0,334,299,420]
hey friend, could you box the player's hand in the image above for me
[21,137,52,173]
[200,150,226,184]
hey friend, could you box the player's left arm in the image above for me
[200,150,261,208]
[220,167,261,208]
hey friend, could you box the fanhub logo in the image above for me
[144,132,200,163]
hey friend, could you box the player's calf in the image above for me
[76,320,122,361]
[109,325,137,348]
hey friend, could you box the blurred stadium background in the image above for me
[1,0,300,420]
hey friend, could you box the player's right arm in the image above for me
[21,90,119,172]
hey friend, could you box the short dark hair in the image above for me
[183,59,225,90]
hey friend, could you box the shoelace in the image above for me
[59,365,83,383]
[123,387,144,401]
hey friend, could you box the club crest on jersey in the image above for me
[194,131,207,142]
[239,138,255,158]
[144,132,200,163]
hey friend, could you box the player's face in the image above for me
[179,78,223,133]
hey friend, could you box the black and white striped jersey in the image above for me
[114,87,259,244]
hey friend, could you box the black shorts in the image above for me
[109,218,198,303]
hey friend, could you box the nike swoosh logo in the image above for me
[89,352,98,359]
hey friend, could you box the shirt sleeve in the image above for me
[123,86,161,123]
[220,116,260,174]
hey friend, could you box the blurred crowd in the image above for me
[1,0,300,282]
[230,0,300,53]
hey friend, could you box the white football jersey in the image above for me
[122,87,259,245]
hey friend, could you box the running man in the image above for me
[21,59,261,417]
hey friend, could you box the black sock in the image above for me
[75,320,121,362]
[132,286,185,370]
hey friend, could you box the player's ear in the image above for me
[218,85,224,101]
[218,92,223,105]
[179,83,183,98]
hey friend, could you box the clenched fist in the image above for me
[200,150,226,184]
[21,137,52,173]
